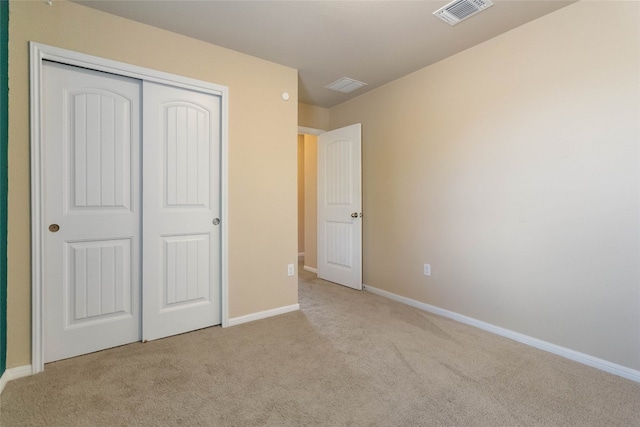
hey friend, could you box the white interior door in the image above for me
[142,81,222,341]
[317,123,362,290]
[42,62,223,362]
[43,61,142,362]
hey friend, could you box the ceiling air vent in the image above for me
[433,0,493,26]
[325,77,367,94]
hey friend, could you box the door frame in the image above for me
[29,42,230,373]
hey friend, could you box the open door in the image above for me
[317,124,362,290]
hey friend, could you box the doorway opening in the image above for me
[297,124,363,290]
[297,131,321,275]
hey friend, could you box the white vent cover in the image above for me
[433,0,493,26]
[325,77,367,94]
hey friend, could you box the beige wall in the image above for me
[297,135,305,254]
[303,135,318,270]
[8,0,298,367]
[330,1,640,370]
[298,103,329,131]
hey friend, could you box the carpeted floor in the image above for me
[1,266,639,426]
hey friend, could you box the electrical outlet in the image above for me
[287,264,295,277]
[424,264,431,276]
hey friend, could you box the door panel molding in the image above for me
[30,42,229,373]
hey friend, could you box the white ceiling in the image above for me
[74,0,575,108]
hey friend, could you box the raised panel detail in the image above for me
[325,222,353,269]
[68,90,132,211]
[164,103,210,208]
[65,239,133,326]
[325,139,352,205]
[162,234,210,307]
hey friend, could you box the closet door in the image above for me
[142,81,222,341]
[43,61,142,362]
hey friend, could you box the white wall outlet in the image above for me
[424,264,431,276]
[287,264,295,277]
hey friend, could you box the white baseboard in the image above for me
[303,265,317,274]
[0,365,33,394]
[363,284,640,383]
[227,303,300,327]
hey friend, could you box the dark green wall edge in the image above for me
[0,0,9,377]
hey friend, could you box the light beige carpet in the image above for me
[1,267,639,426]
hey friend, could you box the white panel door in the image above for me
[43,61,142,362]
[142,81,222,341]
[317,124,362,290]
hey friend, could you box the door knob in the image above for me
[49,224,60,232]
[212,218,220,225]
[351,212,358,218]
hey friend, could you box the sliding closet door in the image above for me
[40,60,223,363]
[142,81,222,341]
[42,61,142,362]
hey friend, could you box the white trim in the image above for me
[220,62,230,329]
[32,43,227,94]
[0,365,33,395]
[29,42,230,371]
[298,126,325,136]
[227,304,300,327]
[303,265,318,274]
[363,284,640,383]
